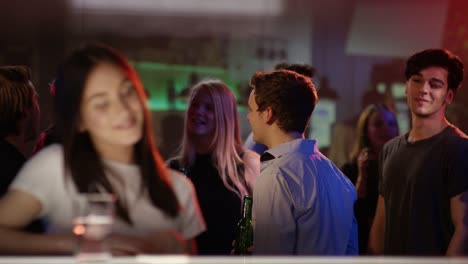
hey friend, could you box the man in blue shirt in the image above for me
[246,70,357,255]
[244,63,316,155]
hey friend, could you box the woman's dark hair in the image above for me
[55,43,179,224]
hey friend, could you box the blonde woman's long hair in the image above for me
[178,80,249,197]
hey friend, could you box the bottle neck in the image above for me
[242,196,252,219]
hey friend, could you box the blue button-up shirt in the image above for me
[253,139,358,255]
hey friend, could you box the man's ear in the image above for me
[263,106,276,125]
[444,89,454,105]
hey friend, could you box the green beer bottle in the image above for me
[235,195,253,255]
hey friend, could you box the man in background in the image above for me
[0,65,43,233]
[369,49,468,255]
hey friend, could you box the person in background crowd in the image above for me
[369,48,468,256]
[341,103,398,254]
[0,65,43,233]
[169,80,260,255]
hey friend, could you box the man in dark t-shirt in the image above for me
[368,49,468,256]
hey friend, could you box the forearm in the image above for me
[185,239,197,255]
[447,191,468,256]
[368,196,385,255]
[367,220,384,254]
[354,166,369,199]
[355,177,367,199]
[446,227,468,256]
[0,228,74,255]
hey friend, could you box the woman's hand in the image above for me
[356,148,377,198]
[357,148,370,178]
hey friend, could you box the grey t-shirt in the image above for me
[379,125,468,255]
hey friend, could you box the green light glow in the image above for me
[131,61,241,111]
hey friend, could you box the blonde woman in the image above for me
[169,80,260,255]
[341,103,398,254]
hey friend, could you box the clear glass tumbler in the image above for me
[73,193,115,263]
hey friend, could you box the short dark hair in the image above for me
[0,65,35,137]
[405,49,464,92]
[274,62,316,79]
[250,70,318,133]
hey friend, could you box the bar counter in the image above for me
[0,256,467,264]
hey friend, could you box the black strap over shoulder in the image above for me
[168,158,189,176]
[168,158,181,171]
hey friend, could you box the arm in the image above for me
[0,191,192,256]
[167,170,205,254]
[355,168,369,199]
[3,187,194,256]
[355,148,378,199]
[242,150,261,194]
[446,190,468,256]
[109,231,194,255]
[368,195,385,255]
[0,190,75,255]
[152,232,196,255]
[185,238,197,255]
[148,231,195,255]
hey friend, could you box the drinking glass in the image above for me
[73,193,115,263]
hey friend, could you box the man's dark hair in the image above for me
[0,66,35,137]
[274,62,316,79]
[405,49,464,92]
[250,69,318,133]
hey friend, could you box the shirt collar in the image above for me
[263,139,319,161]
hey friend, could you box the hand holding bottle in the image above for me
[233,195,253,255]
